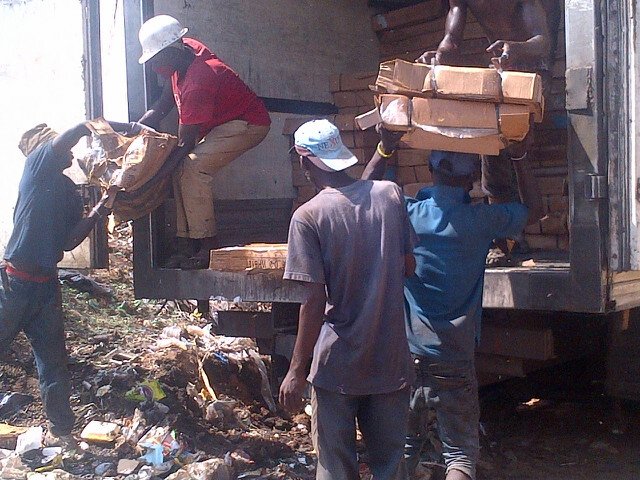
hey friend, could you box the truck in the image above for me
[1,0,638,399]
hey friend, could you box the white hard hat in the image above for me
[138,15,188,64]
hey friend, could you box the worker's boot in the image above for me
[164,237,197,268]
[181,236,219,270]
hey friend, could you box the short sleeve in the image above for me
[480,203,529,239]
[284,217,326,284]
[178,88,215,125]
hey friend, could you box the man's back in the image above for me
[4,142,83,273]
[404,185,528,361]
[285,180,414,395]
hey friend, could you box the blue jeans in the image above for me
[405,357,479,479]
[0,269,75,435]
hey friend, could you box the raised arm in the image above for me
[50,123,91,157]
[361,127,404,181]
[417,0,468,64]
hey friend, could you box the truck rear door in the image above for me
[605,0,640,309]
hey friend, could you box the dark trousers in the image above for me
[0,269,74,435]
[312,385,409,480]
[405,357,479,479]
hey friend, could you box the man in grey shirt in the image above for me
[279,119,415,479]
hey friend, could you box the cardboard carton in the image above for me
[411,97,498,129]
[210,244,287,272]
[401,129,505,155]
[411,98,531,140]
[355,108,382,130]
[354,94,531,154]
[376,59,432,96]
[428,66,502,101]
[501,71,543,105]
[378,94,412,130]
[498,104,531,142]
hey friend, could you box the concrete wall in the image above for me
[152,0,380,199]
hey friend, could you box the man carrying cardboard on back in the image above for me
[418,0,560,264]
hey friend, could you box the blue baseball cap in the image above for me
[293,119,358,172]
[429,150,480,177]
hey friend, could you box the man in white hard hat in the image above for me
[279,119,416,478]
[137,15,271,269]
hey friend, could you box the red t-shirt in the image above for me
[171,38,271,137]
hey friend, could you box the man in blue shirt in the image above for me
[363,132,543,479]
[1,121,131,443]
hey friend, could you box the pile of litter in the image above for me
[0,318,316,479]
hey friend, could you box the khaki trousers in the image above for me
[173,120,270,238]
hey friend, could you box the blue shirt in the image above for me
[4,141,84,273]
[404,185,528,361]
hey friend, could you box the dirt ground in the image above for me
[1,225,639,479]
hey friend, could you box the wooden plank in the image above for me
[209,244,288,272]
[372,0,445,32]
[380,30,446,57]
[379,22,486,57]
[476,324,555,360]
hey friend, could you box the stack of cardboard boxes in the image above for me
[285,0,569,252]
[358,59,542,155]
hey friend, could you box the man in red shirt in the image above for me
[138,15,271,268]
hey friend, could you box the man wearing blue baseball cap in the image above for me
[279,119,416,478]
[363,138,543,480]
